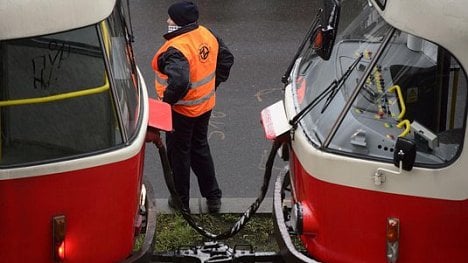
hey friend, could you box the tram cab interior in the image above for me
[294,0,467,168]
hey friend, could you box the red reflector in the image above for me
[387,218,399,243]
[387,217,400,263]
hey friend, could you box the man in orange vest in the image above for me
[152,1,234,213]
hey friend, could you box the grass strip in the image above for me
[154,213,279,252]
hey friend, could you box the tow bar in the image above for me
[152,241,282,262]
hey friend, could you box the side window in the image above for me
[0,26,122,166]
[101,6,140,140]
[329,32,467,166]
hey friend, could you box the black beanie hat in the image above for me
[168,1,199,26]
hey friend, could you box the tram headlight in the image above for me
[52,215,66,262]
[290,202,318,236]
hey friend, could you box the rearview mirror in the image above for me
[393,137,416,171]
[312,1,340,60]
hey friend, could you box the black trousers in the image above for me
[166,110,222,208]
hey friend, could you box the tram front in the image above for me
[266,0,468,262]
[0,0,167,262]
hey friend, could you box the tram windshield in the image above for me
[291,0,467,167]
[0,7,141,167]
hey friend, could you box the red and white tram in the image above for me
[263,0,468,262]
[0,0,169,262]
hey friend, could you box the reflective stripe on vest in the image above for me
[155,71,215,90]
[176,89,215,106]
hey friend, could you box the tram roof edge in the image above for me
[370,0,468,70]
[0,0,116,40]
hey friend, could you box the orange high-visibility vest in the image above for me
[153,26,219,117]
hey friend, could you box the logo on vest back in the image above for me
[199,43,210,62]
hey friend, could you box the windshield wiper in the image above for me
[320,53,363,113]
[289,53,363,129]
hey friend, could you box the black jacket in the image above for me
[157,23,234,105]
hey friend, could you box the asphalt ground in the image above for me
[131,0,321,212]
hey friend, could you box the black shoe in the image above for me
[168,196,191,214]
[206,198,221,213]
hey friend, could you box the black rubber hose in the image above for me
[155,134,281,240]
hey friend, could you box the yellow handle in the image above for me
[0,23,112,108]
[388,85,406,120]
[0,77,109,107]
[397,119,411,137]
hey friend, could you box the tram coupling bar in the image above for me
[151,241,282,262]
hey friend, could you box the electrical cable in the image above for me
[152,131,281,240]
